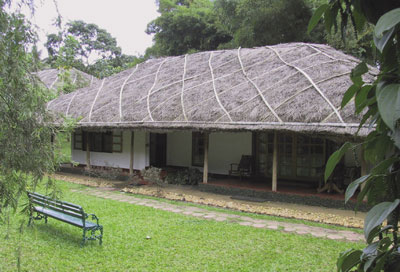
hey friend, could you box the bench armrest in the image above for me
[87,213,100,225]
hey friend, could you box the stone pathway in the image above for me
[72,187,364,243]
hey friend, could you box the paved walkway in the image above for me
[72,187,364,243]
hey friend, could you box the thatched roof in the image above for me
[35,68,99,92]
[47,43,377,137]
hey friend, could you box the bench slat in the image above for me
[28,192,82,208]
[30,198,83,216]
[33,203,84,219]
[33,206,97,229]
[28,193,82,213]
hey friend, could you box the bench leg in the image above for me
[81,229,87,247]
[99,227,103,245]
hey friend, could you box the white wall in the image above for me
[72,130,252,174]
[134,131,148,170]
[71,130,148,170]
[166,131,252,175]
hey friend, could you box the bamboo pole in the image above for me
[130,131,135,175]
[86,132,91,170]
[272,131,278,192]
[203,132,209,184]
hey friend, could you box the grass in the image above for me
[0,180,363,272]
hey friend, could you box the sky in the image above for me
[28,0,159,57]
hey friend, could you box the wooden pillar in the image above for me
[129,131,135,175]
[85,131,91,169]
[203,132,209,184]
[272,131,278,192]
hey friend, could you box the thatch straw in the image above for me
[47,43,378,137]
[35,68,99,91]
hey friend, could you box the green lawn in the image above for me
[0,181,362,271]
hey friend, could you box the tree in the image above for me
[214,0,326,49]
[0,0,66,216]
[309,1,400,271]
[45,20,140,78]
[145,0,232,57]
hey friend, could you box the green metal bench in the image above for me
[27,192,103,246]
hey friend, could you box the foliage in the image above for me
[45,20,144,78]
[0,0,72,216]
[309,1,400,271]
[214,0,326,49]
[0,181,363,271]
[145,0,232,57]
[146,0,327,56]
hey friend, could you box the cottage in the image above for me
[47,43,377,193]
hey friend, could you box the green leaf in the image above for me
[307,4,329,33]
[371,250,391,272]
[345,174,370,204]
[341,85,358,109]
[374,27,394,52]
[364,255,377,272]
[355,85,372,114]
[362,241,379,256]
[351,62,368,78]
[376,83,400,131]
[375,8,400,38]
[366,225,381,244]
[337,249,362,272]
[364,199,400,241]
[392,127,400,149]
[324,142,352,182]
[323,8,334,33]
[357,177,373,206]
[358,106,376,130]
[370,157,400,175]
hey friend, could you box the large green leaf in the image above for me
[307,4,329,33]
[351,62,368,79]
[337,249,362,272]
[345,174,370,204]
[376,83,400,131]
[370,157,400,175]
[341,85,358,109]
[374,27,394,52]
[364,199,400,241]
[324,142,352,182]
[355,85,372,114]
[375,8,400,38]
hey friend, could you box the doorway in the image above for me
[150,133,167,167]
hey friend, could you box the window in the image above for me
[73,130,123,153]
[296,135,325,177]
[192,132,204,166]
[254,132,326,179]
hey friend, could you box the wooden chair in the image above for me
[229,155,253,179]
